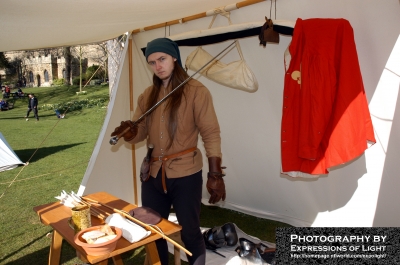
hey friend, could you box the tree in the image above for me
[90,42,108,81]
[78,46,83,90]
[71,45,90,91]
[64,47,72,85]
[85,65,102,80]
[0,52,10,85]
[0,52,10,68]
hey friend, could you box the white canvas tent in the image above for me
[2,0,400,228]
[0,132,25,172]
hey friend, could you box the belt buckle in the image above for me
[157,156,163,161]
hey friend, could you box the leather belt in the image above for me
[152,146,197,193]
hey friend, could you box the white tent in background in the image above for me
[0,132,25,172]
[1,0,400,228]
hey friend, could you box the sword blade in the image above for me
[110,41,236,145]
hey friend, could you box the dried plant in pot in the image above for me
[74,225,122,256]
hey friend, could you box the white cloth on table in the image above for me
[105,213,151,243]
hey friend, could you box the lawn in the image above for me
[0,85,291,265]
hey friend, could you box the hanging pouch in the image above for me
[140,144,154,182]
[185,12,258,93]
[140,157,152,182]
[259,17,280,46]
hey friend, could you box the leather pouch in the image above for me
[140,157,152,182]
[259,17,280,46]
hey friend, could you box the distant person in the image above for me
[17,88,24,98]
[4,86,10,98]
[55,109,65,119]
[0,98,9,111]
[25,93,39,121]
[17,87,25,98]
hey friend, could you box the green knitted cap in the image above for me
[144,38,182,68]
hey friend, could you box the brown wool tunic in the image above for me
[129,79,222,179]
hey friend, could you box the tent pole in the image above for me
[131,0,266,34]
[128,36,138,205]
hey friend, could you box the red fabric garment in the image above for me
[281,18,376,177]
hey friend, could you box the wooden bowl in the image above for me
[74,225,122,256]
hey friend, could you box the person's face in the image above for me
[147,52,176,83]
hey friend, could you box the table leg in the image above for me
[145,242,161,265]
[174,246,181,265]
[144,255,149,265]
[76,250,89,263]
[49,230,63,265]
[112,255,124,265]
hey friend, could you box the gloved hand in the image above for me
[206,157,226,204]
[110,120,138,141]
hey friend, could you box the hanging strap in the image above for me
[152,147,197,193]
[207,12,245,61]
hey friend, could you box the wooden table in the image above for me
[33,191,182,265]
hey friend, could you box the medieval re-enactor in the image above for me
[111,38,226,265]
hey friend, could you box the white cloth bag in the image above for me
[185,44,258,92]
[185,12,258,93]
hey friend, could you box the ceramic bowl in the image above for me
[74,225,122,256]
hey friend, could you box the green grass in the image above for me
[0,85,291,265]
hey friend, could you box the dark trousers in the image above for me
[26,107,39,120]
[142,169,205,265]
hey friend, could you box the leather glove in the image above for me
[110,120,138,142]
[206,157,226,204]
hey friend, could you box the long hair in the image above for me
[145,61,190,150]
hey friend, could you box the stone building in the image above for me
[23,53,60,87]
[4,43,106,87]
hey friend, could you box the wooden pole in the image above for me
[131,0,266,34]
[128,36,138,205]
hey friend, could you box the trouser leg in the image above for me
[142,169,205,265]
[170,171,205,265]
[26,108,31,117]
[33,108,39,120]
[142,170,172,265]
